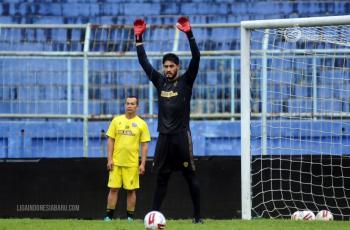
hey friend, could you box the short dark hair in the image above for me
[126,95,138,105]
[162,53,179,65]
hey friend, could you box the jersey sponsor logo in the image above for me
[161,90,178,98]
[117,130,135,136]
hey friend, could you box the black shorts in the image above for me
[152,130,196,174]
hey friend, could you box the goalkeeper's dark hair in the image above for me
[163,53,179,65]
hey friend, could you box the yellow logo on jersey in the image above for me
[117,130,135,136]
[161,90,178,98]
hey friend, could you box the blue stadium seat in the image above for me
[116,75,141,85]
[294,85,311,98]
[335,83,350,99]
[40,2,62,16]
[28,122,84,157]
[137,101,147,115]
[97,16,113,24]
[287,99,313,113]
[205,136,240,156]
[0,16,13,23]
[317,86,335,99]
[0,87,11,100]
[18,87,34,100]
[105,101,122,114]
[190,15,210,24]
[316,100,342,112]
[206,71,217,85]
[70,102,83,114]
[197,121,240,156]
[342,101,350,112]
[88,102,101,115]
[0,137,8,158]
[268,84,291,100]
[41,101,68,114]
[71,87,83,101]
[266,101,283,113]
[151,102,158,114]
[128,3,161,16]
[0,102,10,113]
[100,88,113,100]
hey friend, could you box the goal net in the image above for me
[240,16,350,220]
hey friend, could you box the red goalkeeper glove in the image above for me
[176,16,191,33]
[133,19,146,43]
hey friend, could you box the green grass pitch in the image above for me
[0,219,349,230]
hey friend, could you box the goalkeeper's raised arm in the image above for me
[134,19,162,86]
[176,16,200,84]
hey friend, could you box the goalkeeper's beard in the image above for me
[165,70,178,80]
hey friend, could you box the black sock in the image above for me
[183,170,201,220]
[106,208,114,219]
[152,172,171,211]
[126,210,134,219]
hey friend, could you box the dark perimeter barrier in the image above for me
[0,157,241,219]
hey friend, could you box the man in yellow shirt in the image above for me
[104,96,151,221]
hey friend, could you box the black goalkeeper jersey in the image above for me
[137,36,200,134]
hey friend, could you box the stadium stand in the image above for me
[1,1,350,157]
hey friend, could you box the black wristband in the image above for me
[186,30,194,39]
[135,35,143,43]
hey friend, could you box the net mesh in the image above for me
[250,25,350,220]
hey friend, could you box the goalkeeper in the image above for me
[134,16,203,223]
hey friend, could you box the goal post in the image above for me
[241,15,350,220]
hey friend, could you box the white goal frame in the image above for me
[240,15,350,220]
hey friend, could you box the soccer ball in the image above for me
[291,211,303,220]
[144,211,166,229]
[301,210,315,220]
[291,210,315,220]
[316,210,334,221]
